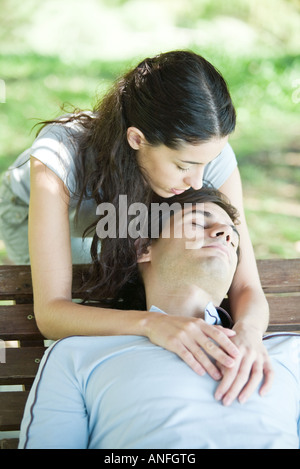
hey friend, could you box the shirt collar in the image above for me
[149,302,233,329]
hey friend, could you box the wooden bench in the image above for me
[0,259,300,449]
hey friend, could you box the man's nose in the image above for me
[184,168,204,190]
[211,224,233,242]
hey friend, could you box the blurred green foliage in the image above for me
[0,0,299,261]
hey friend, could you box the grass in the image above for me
[0,49,299,262]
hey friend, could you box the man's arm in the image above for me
[19,342,89,449]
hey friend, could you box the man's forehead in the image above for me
[178,202,232,223]
[154,199,238,243]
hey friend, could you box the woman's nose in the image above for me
[184,168,204,190]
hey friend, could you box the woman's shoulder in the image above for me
[37,111,96,140]
[203,142,237,189]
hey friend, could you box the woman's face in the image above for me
[127,128,229,198]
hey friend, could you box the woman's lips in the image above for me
[170,188,186,195]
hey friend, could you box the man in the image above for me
[19,188,300,449]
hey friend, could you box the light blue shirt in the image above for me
[19,306,300,449]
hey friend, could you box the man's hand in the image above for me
[214,324,274,406]
[145,313,240,381]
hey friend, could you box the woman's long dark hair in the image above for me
[37,50,236,301]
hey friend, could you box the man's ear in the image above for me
[127,127,147,150]
[135,238,152,264]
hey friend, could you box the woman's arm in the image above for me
[29,157,150,339]
[217,167,274,405]
[219,167,269,331]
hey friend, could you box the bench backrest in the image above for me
[0,259,299,448]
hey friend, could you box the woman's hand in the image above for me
[214,323,274,406]
[145,313,240,380]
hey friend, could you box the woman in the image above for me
[0,50,272,405]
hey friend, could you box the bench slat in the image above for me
[0,304,42,341]
[1,259,299,297]
[0,347,46,385]
[0,439,19,449]
[0,264,88,300]
[0,391,29,431]
[257,259,300,293]
[267,295,300,326]
[0,265,33,301]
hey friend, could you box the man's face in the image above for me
[143,202,239,302]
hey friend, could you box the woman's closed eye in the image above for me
[177,165,190,173]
